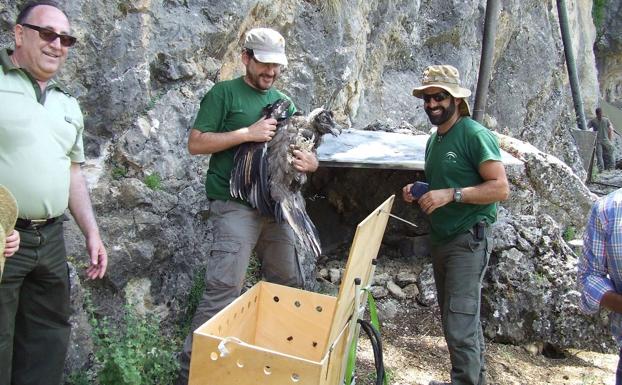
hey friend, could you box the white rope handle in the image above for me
[218,336,244,357]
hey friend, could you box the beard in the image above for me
[245,70,277,91]
[425,99,456,126]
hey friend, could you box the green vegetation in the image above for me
[111,166,128,180]
[143,173,162,190]
[246,253,262,286]
[86,294,179,385]
[562,226,576,241]
[179,267,207,338]
[592,0,607,31]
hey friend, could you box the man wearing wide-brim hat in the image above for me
[403,64,510,385]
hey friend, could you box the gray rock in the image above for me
[395,271,418,287]
[387,280,406,300]
[417,264,437,307]
[402,283,420,300]
[370,286,389,300]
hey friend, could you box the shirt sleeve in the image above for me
[470,128,502,166]
[68,98,86,163]
[193,84,226,133]
[578,200,614,314]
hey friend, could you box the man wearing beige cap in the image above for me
[402,65,509,385]
[176,27,318,384]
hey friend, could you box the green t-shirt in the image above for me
[424,117,502,245]
[588,117,612,144]
[193,76,295,202]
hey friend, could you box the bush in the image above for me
[143,173,162,190]
[88,301,179,385]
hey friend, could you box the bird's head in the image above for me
[263,99,292,122]
[308,108,342,137]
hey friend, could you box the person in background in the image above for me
[578,188,622,385]
[0,2,107,384]
[588,107,617,172]
[402,64,509,385]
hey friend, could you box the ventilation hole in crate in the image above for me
[236,360,245,368]
[241,306,245,314]
[254,296,258,303]
[312,341,318,348]
[264,366,272,375]
[248,301,252,309]
[287,336,293,341]
[291,373,300,382]
[233,312,237,319]
[210,352,218,361]
[273,296,280,303]
[294,300,301,308]
[316,305,323,312]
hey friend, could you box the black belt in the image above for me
[16,216,62,230]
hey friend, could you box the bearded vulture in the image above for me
[230,99,341,257]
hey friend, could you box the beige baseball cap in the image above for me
[243,28,288,66]
[412,65,472,116]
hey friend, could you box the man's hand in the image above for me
[417,188,454,214]
[246,117,278,142]
[292,149,319,172]
[402,183,415,203]
[85,233,107,279]
[4,230,20,257]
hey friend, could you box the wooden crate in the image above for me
[189,195,395,385]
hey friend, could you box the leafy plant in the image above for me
[111,166,128,180]
[143,173,162,190]
[179,266,207,338]
[592,0,607,31]
[246,252,262,286]
[87,296,179,385]
[562,226,576,241]
[66,371,91,385]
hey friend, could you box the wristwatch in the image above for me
[453,188,463,203]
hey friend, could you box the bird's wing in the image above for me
[230,141,275,216]
[273,185,322,258]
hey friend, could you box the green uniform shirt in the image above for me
[193,76,295,202]
[588,117,612,144]
[424,117,502,245]
[0,49,85,219]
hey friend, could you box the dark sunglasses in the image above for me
[422,91,450,103]
[21,23,77,47]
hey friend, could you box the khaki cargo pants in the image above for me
[431,224,492,385]
[177,200,304,384]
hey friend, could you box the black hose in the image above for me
[357,319,385,385]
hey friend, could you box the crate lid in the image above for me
[324,195,395,347]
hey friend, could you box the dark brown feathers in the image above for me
[230,100,341,257]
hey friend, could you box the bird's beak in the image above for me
[329,123,343,137]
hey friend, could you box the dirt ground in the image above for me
[352,303,618,385]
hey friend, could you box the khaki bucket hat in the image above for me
[243,28,288,66]
[412,65,472,116]
[0,185,18,281]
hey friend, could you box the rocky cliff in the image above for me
[595,0,622,106]
[0,0,615,377]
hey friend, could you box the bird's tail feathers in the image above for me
[276,190,321,258]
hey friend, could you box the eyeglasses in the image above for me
[21,23,77,47]
[245,49,283,70]
[422,92,450,103]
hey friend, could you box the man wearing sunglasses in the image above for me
[0,2,107,384]
[177,27,317,384]
[402,65,509,385]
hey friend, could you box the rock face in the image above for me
[595,0,622,106]
[0,0,614,375]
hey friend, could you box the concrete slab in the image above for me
[317,129,522,170]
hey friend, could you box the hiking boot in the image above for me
[428,381,451,385]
